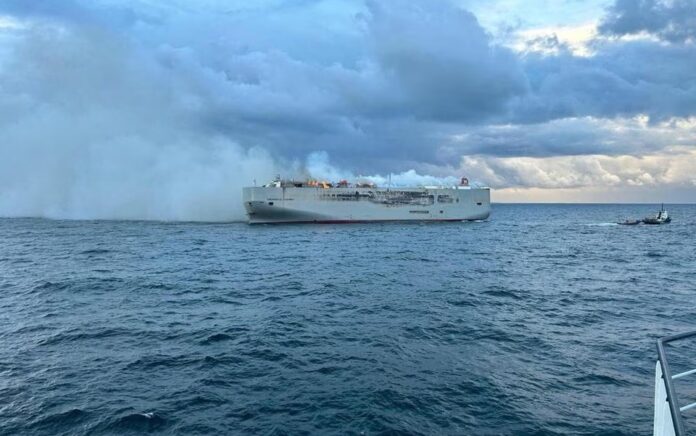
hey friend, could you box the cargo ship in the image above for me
[243,177,491,224]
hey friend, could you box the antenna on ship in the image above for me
[388,173,392,191]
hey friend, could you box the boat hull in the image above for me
[243,186,491,224]
[643,217,671,225]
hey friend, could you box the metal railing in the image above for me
[657,331,696,435]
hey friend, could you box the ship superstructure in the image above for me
[243,177,491,224]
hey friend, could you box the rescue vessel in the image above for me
[243,177,491,224]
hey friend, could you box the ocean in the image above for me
[1,204,695,435]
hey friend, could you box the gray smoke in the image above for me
[0,24,279,221]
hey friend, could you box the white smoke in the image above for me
[0,134,278,221]
[305,151,462,187]
[0,23,280,221]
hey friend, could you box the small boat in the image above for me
[618,219,641,226]
[643,204,671,225]
[653,331,696,435]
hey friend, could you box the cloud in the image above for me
[599,0,696,43]
[365,0,526,121]
[0,0,529,169]
[512,36,696,124]
[0,0,160,34]
[444,116,696,158]
[514,23,598,56]
[458,148,696,190]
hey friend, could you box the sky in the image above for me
[0,0,695,220]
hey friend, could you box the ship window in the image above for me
[440,210,443,214]
[476,202,482,206]
[268,202,274,206]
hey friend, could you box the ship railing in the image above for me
[655,331,696,436]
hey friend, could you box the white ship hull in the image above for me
[243,186,491,224]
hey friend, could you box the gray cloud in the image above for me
[365,0,526,121]
[513,39,696,124]
[0,0,161,30]
[441,117,696,159]
[600,0,696,43]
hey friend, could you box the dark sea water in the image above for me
[1,204,696,435]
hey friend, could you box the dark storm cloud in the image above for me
[132,0,530,167]
[0,0,161,29]
[599,0,696,43]
[439,117,694,160]
[365,1,527,121]
[514,39,696,124]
